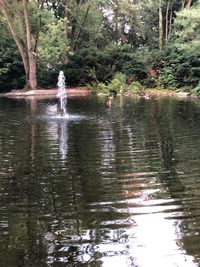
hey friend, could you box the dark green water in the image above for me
[0,95,200,267]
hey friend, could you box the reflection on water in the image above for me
[0,96,200,267]
[59,121,68,160]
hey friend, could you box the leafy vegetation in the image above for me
[89,72,143,95]
[0,0,200,95]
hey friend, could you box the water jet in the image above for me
[57,71,67,116]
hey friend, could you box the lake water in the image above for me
[0,95,200,267]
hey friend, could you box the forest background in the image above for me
[0,0,200,95]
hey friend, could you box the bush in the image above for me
[63,47,113,85]
[159,66,177,90]
[89,82,109,94]
[62,45,149,86]
[37,64,60,88]
[160,47,200,90]
[89,73,127,94]
[107,73,126,93]
[192,81,200,96]
[90,72,144,95]
[127,81,143,94]
[0,59,25,92]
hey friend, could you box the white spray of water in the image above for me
[57,71,67,116]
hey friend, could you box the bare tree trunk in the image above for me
[0,0,29,77]
[182,0,192,8]
[63,0,69,40]
[159,0,164,50]
[186,0,192,8]
[14,0,24,38]
[165,0,170,45]
[23,0,37,90]
[0,0,39,90]
[113,0,120,44]
[168,1,173,41]
[182,0,186,9]
[62,0,69,64]
[34,0,44,53]
[165,0,173,44]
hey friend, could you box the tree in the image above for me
[159,0,164,50]
[157,0,195,49]
[0,0,40,90]
[51,0,104,51]
[182,0,193,8]
[165,0,173,44]
[172,0,200,52]
[0,15,25,91]
[156,0,200,89]
[37,13,69,65]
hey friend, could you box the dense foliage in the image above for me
[0,0,200,94]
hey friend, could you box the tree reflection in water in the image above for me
[0,97,200,266]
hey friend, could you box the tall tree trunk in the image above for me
[165,1,170,44]
[159,0,164,50]
[168,1,173,41]
[14,0,24,38]
[182,0,186,8]
[62,0,69,63]
[186,0,192,8]
[64,0,69,40]
[0,0,29,77]
[23,0,37,90]
[165,0,173,44]
[182,0,192,8]
[114,0,119,44]
[34,0,43,53]
[0,0,38,90]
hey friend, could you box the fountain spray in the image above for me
[57,71,67,116]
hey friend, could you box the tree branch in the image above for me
[0,0,29,75]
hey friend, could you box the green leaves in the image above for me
[173,1,200,53]
[38,17,69,65]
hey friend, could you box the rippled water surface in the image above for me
[0,95,200,267]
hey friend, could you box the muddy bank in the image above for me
[2,87,198,100]
[3,86,91,98]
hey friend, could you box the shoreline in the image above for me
[124,89,198,99]
[3,86,91,98]
[145,89,196,99]
[1,87,198,100]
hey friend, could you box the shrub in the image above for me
[63,45,149,86]
[90,72,144,95]
[90,82,109,94]
[192,81,200,96]
[159,66,177,90]
[107,73,127,93]
[127,81,143,94]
